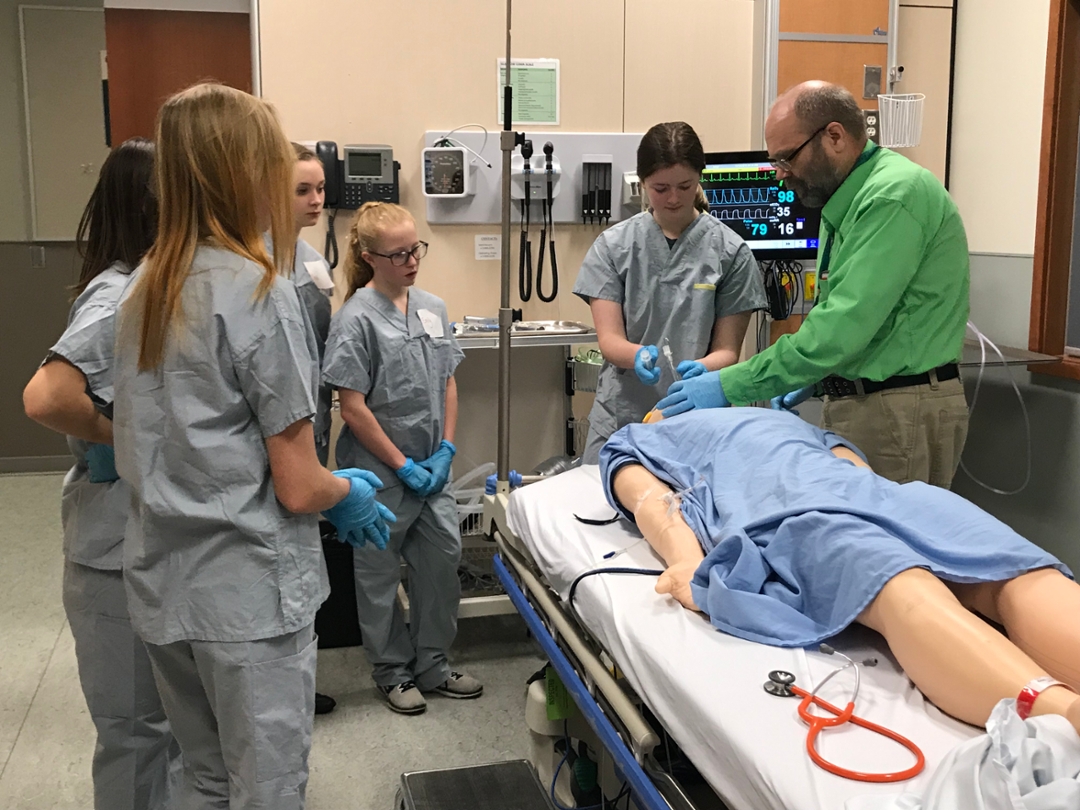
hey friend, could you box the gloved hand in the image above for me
[676,360,707,380]
[322,469,396,550]
[85,443,119,484]
[770,385,816,415]
[417,439,456,496]
[396,458,434,495]
[656,372,730,417]
[633,345,661,385]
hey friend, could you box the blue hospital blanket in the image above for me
[599,409,1069,648]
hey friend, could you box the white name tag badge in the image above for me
[416,308,444,338]
[304,259,335,292]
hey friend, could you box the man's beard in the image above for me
[786,147,847,209]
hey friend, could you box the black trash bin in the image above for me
[314,521,363,649]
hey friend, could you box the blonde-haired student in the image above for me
[323,201,481,715]
[112,83,394,808]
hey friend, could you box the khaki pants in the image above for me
[821,376,969,488]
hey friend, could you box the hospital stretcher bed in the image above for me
[492,465,981,810]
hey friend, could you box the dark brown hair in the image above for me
[636,122,706,181]
[74,137,157,296]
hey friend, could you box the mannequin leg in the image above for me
[857,568,1080,730]
[611,464,704,611]
[950,569,1080,690]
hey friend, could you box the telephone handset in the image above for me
[314,141,400,210]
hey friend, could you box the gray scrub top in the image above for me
[293,239,333,449]
[572,211,765,443]
[48,262,134,570]
[323,286,464,486]
[113,246,329,645]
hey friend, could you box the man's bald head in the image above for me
[765,81,869,208]
[772,81,867,144]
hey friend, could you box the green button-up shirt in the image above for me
[720,143,970,405]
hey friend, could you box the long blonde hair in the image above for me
[342,202,414,299]
[128,83,296,370]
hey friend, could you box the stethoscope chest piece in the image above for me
[764,670,796,697]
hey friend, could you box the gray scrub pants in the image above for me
[143,624,317,810]
[63,561,180,810]
[353,486,461,690]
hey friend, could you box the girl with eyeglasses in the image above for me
[322,202,482,715]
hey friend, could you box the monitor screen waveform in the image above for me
[701,153,823,260]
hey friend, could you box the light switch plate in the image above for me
[863,65,883,99]
[30,245,46,269]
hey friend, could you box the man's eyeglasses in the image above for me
[768,125,829,172]
[370,241,429,266]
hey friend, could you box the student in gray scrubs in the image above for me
[323,202,482,715]
[289,142,338,717]
[111,84,394,810]
[23,138,180,810]
[290,143,334,465]
[573,122,766,462]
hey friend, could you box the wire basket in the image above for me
[876,93,925,148]
[458,544,503,597]
[569,418,590,456]
[570,358,600,393]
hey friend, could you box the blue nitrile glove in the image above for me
[770,385,816,415]
[676,360,707,380]
[417,439,456,496]
[322,469,396,550]
[396,458,434,495]
[85,443,119,484]
[633,345,661,385]
[656,372,730,418]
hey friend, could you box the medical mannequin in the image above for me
[612,454,1080,735]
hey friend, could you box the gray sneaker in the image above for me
[431,671,483,699]
[379,680,427,714]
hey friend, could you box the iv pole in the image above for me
[497,0,522,488]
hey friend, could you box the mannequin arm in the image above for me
[611,464,704,611]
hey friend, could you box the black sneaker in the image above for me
[379,680,427,714]
[314,692,336,715]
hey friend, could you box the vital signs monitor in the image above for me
[701,151,822,260]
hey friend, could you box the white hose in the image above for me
[958,322,1032,496]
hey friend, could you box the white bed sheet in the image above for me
[506,465,980,810]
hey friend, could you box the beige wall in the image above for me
[260,0,757,326]
[950,0,1051,255]
[260,0,757,468]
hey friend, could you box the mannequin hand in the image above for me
[322,469,396,550]
[655,560,703,612]
[633,345,661,385]
[85,443,119,484]
[656,373,730,417]
[770,385,816,415]
[417,440,456,496]
[676,360,707,380]
[396,458,435,495]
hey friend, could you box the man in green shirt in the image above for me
[657,81,970,487]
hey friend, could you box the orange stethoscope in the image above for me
[764,646,925,783]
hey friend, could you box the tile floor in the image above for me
[0,473,546,810]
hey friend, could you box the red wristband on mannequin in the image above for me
[1016,677,1073,720]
